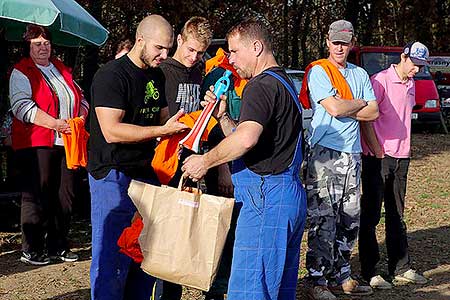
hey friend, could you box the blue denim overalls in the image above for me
[227,70,307,300]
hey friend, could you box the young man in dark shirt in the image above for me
[158,16,233,300]
[182,19,307,300]
[88,15,187,300]
[160,17,208,116]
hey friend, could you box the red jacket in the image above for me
[11,57,83,150]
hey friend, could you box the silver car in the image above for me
[285,69,313,131]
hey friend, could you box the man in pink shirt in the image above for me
[359,42,429,290]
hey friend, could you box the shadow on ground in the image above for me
[297,225,450,300]
[44,289,90,300]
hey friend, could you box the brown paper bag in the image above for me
[128,179,235,291]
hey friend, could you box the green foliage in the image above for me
[81,0,449,69]
[3,0,450,102]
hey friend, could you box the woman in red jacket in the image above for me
[9,24,89,265]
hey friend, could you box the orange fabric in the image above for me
[120,115,217,263]
[205,48,248,97]
[299,59,353,109]
[151,111,217,185]
[62,117,89,170]
[117,217,144,263]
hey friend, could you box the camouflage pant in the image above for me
[304,144,361,286]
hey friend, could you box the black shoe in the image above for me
[49,250,79,262]
[20,251,50,266]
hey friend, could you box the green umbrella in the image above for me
[0,0,109,46]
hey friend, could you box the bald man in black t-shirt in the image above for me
[88,15,187,300]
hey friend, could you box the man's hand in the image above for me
[162,109,189,136]
[200,85,227,119]
[373,144,384,158]
[182,154,209,182]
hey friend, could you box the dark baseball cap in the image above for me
[403,42,429,66]
[328,20,354,43]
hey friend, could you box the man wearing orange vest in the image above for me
[302,20,379,300]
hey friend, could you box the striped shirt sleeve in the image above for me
[9,69,38,123]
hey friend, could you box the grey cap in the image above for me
[328,20,354,43]
[403,41,429,66]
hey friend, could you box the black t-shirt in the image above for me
[159,57,203,116]
[239,66,302,175]
[88,56,167,180]
[160,57,224,147]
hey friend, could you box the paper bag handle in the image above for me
[178,177,202,195]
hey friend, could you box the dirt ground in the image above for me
[0,133,449,300]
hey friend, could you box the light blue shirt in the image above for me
[307,62,376,153]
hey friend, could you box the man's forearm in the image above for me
[337,99,368,117]
[351,101,379,121]
[361,121,383,157]
[218,112,237,136]
[101,122,169,144]
[321,96,367,117]
[203,123,258,169]
[203,134,246,169]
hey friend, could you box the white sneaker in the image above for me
[307,286,337,300]
[369,275,393,289]
[395,269,428,284]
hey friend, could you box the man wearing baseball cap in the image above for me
[302,19,379,300]
[359,41,429,290]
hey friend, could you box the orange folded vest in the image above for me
[299,59,353,109]
[62,117,89,170]
[151,111,217,185]
[205,48,248,97]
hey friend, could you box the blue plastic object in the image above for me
[213,70,232,98]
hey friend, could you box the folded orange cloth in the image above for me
[151,111,217,185]
[299,58,353,109]
[205,48,248,97]
[62,117,89,169]
[117,216,144,263]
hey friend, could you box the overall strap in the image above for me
[264,69,305,163]
[263,70,302,112]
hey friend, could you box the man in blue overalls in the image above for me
[182,19,307,300]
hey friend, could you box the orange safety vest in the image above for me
[205,48,248,97]
[299,59,353,109]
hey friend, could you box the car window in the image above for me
[287,72,304,93]
[361,52,432,79]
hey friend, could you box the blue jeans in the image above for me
[227,161,307,300]
[89,169,155,300]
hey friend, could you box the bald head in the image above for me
[136,15,173,40]
[128,14,174,69]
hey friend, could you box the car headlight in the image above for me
[424,100,438,108]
